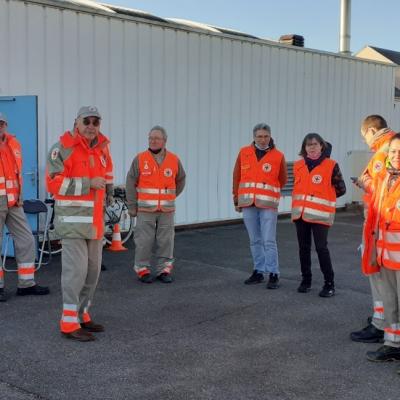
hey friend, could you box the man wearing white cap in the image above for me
[0,112,49,302]
[46,106,114,342]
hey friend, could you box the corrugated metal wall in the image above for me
[0,0,397,224]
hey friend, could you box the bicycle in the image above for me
[103,187,135,245]
[39,187,135,256]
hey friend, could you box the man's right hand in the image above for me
[235,206,242,213]
[90,177,106,190]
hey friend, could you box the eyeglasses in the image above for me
[0,121,6,126]
[149,136,164,141]
[83,117,100,127]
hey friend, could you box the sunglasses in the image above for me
[83,117,100,127]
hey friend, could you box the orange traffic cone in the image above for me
[107,224,128,252]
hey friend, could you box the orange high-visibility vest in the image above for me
[363,170,400,274]
[137,150,179,212]
[291,158,337,226]
[0,133,23,207]
[237,145,283,210]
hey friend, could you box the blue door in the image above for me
[0,96,38,256]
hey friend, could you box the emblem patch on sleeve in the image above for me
[51,148,59,160]
[373,161,383,173]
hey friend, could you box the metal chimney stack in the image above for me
[339,0,351,54]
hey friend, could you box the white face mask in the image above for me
[254,142,269,151]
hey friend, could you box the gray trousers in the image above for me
[0,199,36,289]
[134,211,175,275]
[370,273,385,330]
[379,267,400,347]
[61,238,102,323]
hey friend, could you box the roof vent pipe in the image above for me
[339,0,351,54]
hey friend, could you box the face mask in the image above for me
[254,142,269,151]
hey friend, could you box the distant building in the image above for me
[355,46,400,99]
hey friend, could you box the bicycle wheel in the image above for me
[103,198,135,245]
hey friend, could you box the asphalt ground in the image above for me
[0,211,399,400]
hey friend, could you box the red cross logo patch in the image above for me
[262,163,272,173]
[312,174,323,184]
[164,168,173,177]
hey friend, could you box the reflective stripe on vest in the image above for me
[137,150,179,212]
[55,199,94,224]
[59,177,84,196]
[376,230,400,270]
[237,146,283,209]
[291,159,337,226]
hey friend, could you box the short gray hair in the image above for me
[149,125,168,140]
[253,123,271,137]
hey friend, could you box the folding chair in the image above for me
[2,199,52,272]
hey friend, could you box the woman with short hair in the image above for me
[291,133,346,297]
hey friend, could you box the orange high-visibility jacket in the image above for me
[362,131,395,205]
[291,158,337,226]
[362,169,400,274]
[136,150,179,212]
[0,133,23,207]
[46,130,113,240]
[237,145,283,210]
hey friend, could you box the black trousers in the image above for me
[294,218,334,283]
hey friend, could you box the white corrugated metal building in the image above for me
[0,0,398,224]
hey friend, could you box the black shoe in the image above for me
[319,282,335,297]
[139,273,153,284]
[157,273,173,283]
[297,280,311,293]
[366,345,400,362]
[244,270,264,285]
[0,288,6,302]
[81,321,105,332]
[16,285,50,296]
[266,273,280,289]
[62,328,96,342]
[350,323,384,343]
